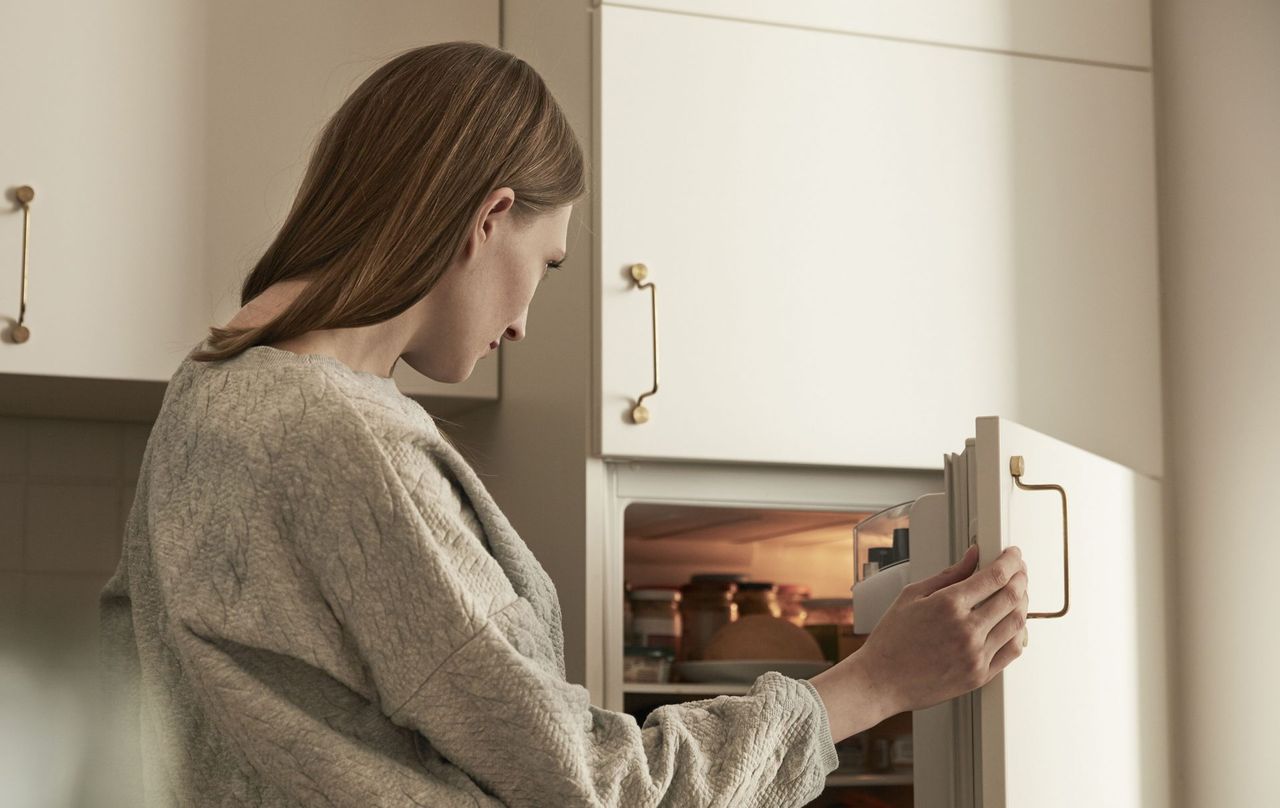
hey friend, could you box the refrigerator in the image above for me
[605,417,1170,808]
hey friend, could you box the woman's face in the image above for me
[407,191,572,383]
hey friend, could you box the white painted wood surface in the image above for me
[598,6,1162,475]
[1,0,208,381]
[600,0,1151,68]
[972,417,1169,807]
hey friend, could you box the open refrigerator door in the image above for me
[853,418,1169,807]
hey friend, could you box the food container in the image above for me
[678,580,738,663]
[870,737,891,771]
[734,581,781,618]
[629,587,682,656]
[623,646,675,683]
[777,584,811,627]
[836,732,870,772]
[802,597,854,664]
[890,734,914,770]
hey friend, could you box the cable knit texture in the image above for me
[96,341,840,807]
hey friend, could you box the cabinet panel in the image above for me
[598,7,1161,476]
[602,0,1151,68]
[0,0,209,381]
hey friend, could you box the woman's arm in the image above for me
[396,596,837,807]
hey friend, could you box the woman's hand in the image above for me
[810,545,1029,742]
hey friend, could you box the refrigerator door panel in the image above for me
[972,417,1169,808]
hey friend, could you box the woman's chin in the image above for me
[402,355,472,384]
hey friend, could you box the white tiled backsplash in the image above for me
[1,415,151,804]
[1,416,149,648]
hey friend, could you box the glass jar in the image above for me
[777,584,811,627]
[802,597,854,664]
[734,582,781,618]
[623,646,675,683]
[629,588,682,657]
[678,580,738,662]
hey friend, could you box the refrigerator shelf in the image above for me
[621,682,751,696]
[825,771,913,788]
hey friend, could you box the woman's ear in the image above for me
[464,187,517,261]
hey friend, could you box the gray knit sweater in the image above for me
[95,341,839,807]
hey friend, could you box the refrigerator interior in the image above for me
[620,500,916,808]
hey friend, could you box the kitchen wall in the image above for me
[0,415,149,804]
[1153,1,1280,806]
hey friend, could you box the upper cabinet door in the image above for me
[599,0,1151,68]
[596,6,1162,476]
[969,417,1169,807]
[0,1,209,382]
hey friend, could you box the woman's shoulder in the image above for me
[144,344,443,489]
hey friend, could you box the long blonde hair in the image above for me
[193,41,586,362]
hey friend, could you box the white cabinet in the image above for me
[596,6,1162,476]
[0,0,498,412]
[0,0,208,383]
[599,0,1152,68]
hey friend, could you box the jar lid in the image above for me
[802,597,853,610]
[630,587,682,601]
[675,583,737,604]
[737,582,777,592]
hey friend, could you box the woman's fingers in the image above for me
[981,590,1029,661]
[913,543,979,597]
[940,546,1026,610]
[971,570,1028,635]
[987,630,1027,679]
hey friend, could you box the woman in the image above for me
[99,41,1029,807]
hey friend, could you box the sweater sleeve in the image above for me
[398,603,841,807]
[287,402,840,807]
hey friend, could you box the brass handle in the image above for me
[1010,455,1069,619]
[629,263,659,424]
[12,185,34,343]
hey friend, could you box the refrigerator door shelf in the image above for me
[852,491,954,635]
[852,560,913,634]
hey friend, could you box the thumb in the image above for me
[916,543,979,597]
